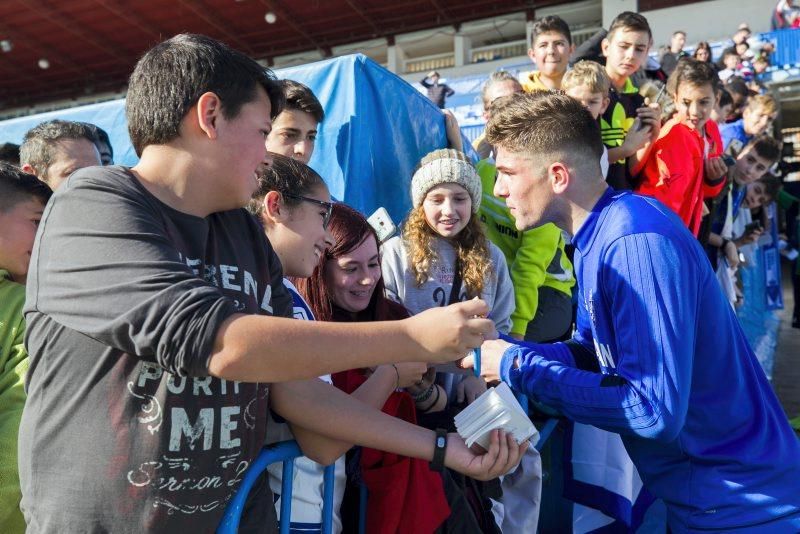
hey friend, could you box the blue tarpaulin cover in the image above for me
[0,99,133,167]
[0,54,459,224]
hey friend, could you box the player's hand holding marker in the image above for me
[460,335,514,384]
[406,297,496,364]
[468,297,485,376]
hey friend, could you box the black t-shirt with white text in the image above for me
[20,166,292,533]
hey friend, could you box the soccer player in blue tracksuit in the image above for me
[463,92,800,533]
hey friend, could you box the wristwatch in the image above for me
[430,428,448,472]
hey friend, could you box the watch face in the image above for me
[437,436,446,448]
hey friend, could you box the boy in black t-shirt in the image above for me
[19,34,524,534]
[600,12,661,190]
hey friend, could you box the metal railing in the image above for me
[217,440,336,534]
[471,39,527,64]
[405,52,456,74]
[403,25,603,76]
[217,417,559,533]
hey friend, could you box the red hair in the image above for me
[293,203,407,322]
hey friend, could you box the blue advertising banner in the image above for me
[764,202,784,311]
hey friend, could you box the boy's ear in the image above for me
[527,47,536,64]
[196,92,222,140]
[600,96,611,115]
[601,38,610,57]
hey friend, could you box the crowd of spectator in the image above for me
[0,7,799,534]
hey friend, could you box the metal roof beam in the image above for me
[175,0,256,55]
[0,21,90,78]
[429,0,456,27]
[18,0,139,60]
[344,0,383,37]
[259,0,322,54]
[92,0,168,44]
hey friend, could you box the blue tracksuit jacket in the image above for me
[500,188,800,532]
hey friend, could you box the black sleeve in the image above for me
[570,29,607,66]
[26,171,235,377]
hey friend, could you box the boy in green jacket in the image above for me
[0,163,51,533]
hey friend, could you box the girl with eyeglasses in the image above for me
[248,154,429,533]
[295,202,459,533]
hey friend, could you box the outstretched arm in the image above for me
[209,299,495,382]
[33,173,496,385]
[281,363,427,464]
[271,377,527,479]
[470,233,700,443]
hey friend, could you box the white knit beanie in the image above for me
[410,152,482,213]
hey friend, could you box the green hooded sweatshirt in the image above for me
[0,270,27,533]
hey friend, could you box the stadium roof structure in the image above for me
[0,0,561,109]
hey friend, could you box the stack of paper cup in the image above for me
[454,382,538,450]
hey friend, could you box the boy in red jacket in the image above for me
[636,58,728,236]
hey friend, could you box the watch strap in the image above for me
[430,427,448,472]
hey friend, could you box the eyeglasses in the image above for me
[283,193,333,229]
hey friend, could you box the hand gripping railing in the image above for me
[218,401,557,533]
[217,440,336,534]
